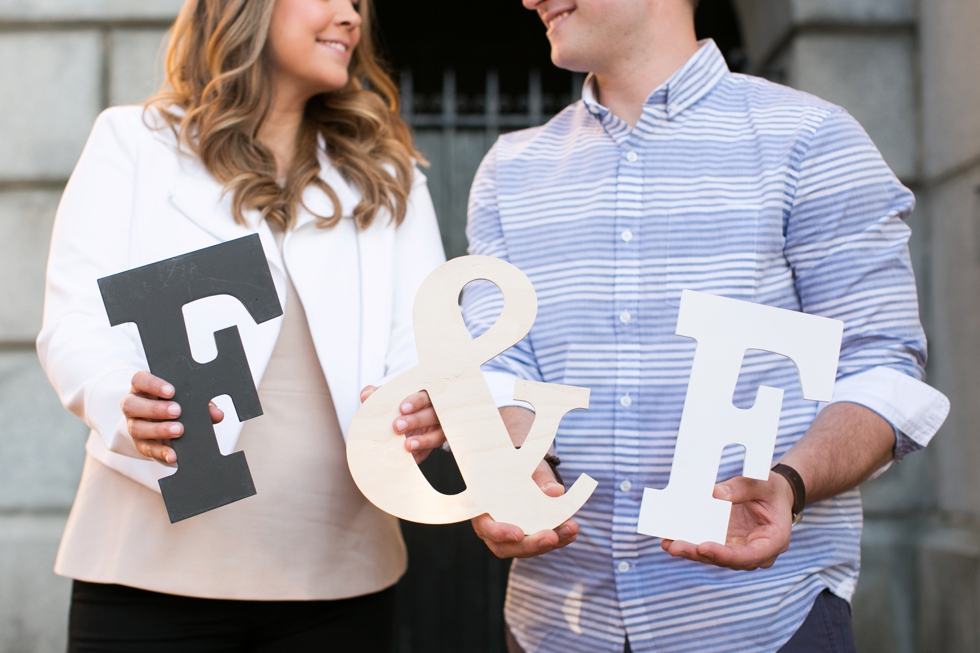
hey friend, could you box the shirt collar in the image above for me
[580,39,730,122]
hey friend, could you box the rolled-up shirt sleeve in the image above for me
[786,108,949,465]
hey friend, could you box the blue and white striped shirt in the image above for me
[461,41,948,653]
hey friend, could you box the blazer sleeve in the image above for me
[36,107,150,460]
[380,167,447,382]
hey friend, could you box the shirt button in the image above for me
[620,394,632,407]
[620,479,632,492]
[618,561,631,573]
[619,310,632,324]
[626,150,638,162]
[621,229,633,242]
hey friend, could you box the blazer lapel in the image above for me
[167,153,286,279]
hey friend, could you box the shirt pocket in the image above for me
[665,208,761,307]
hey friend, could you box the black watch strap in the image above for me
[771,463,806,525]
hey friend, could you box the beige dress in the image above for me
[55,233,407,600]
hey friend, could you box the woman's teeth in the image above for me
[319,41,348,53]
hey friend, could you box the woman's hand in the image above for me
[359,386,446,464]
[121,371,224,464]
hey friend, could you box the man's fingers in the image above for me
[713,476,764,504]
[472,513,524,544]
[531,460,564,497]
[131,371,175,399]
[472,514,578,559]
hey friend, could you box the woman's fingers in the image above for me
[131,371,175,399]
[209,401,224,425]
[393,406,439,434]
[359,385,378,403]
[133,439,177,464]
[121,393,180,421]
[128,417,183,441]
[398,390,433,415]
[404,427,445,453]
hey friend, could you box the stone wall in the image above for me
[1,0,977,651]
[0,2,178,650]
[733,0,980,650]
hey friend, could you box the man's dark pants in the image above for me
[505,589,856,653]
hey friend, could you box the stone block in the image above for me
[917,525,980,652]
[0,190,61,342]
[861,446,935,515]
[784,32,917,181]
[792,0,913,23]
[0,0,181,21]
[921,0,980,179]
[923,165,980,515]
[732,0,793,65]
[732,0,913,67]
[0,514,71,653]
[852,519,916,653]
[0,352,88,511]
[109,29,169,107]
[0,32,101,181]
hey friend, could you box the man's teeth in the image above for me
[548,11,570,29]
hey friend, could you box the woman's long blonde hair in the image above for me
[147,0,419,230]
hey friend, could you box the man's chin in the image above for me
[549,44,593,75]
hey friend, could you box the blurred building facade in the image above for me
[0,0,978,651]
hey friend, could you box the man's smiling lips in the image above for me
[542,7,575,33]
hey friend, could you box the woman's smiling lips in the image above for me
[316,38,350,57]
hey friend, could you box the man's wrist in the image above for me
[771,463,806,525]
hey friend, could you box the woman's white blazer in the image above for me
[37,106,447,491]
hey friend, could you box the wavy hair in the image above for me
[147,0,420,230]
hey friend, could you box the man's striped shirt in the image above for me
[460,40,948,653]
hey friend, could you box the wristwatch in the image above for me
[771,463,806,525]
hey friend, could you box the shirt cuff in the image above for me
[482,370,534,412]
[820,366,950,477]
[825,366,949,445]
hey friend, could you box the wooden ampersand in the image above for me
[636,290,843,545]
[346,255,598,535]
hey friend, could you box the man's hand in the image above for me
[472,459,579,558]
[359,386,445,463]
[661,471,795,571]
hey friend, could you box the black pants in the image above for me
[67,580,394,653]
[506,589,854,653]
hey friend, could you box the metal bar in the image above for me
[572,72,586,102]
[400,68,413,121]
[442,68,457,129]
[529,68,542,126]
[485,69,500,130]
